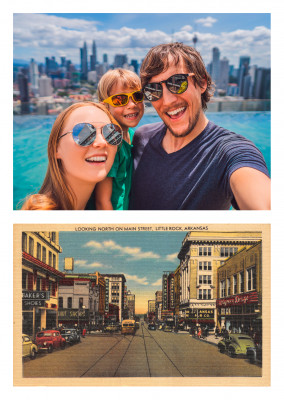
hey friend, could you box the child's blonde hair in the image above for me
[97,68,141,102]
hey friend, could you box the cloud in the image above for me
[74,259,112,269]
[195,16,217,27]
[123,273,149,286]
[84,239,161,261]
[165,253,178,263]
[180,25,193,32]
[151,278,162,286]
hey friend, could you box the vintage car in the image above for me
[163,325,173,332]
[36,330,66,353]
[103,323,120,333]
[60,328,81,345]
[218,333,256,358]
[148,323,156,330]
[22,334,38,360]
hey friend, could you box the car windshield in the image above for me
[61,330,72,334]
[37,332,52,337]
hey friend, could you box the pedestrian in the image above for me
[82,327,86,338]
[130,42,270,210]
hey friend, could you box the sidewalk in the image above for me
[179,331,220,346]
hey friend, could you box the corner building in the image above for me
[177,231,262,328]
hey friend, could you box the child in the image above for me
[95,68,144,210]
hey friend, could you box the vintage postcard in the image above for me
[14,223,270,386]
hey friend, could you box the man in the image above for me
[130,43,270,210]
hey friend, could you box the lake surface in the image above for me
[13,111,271,210]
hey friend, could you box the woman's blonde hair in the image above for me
[97,68,141,102]
[22,102,119,210]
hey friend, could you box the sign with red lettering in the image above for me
[216,291,258,308]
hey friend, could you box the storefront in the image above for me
[216,291,261,333]
[58,308,90,327]
[185,308,215,328]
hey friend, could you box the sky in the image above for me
[13,13,271,68]
[58,230,186,313]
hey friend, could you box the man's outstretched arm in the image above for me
[230,167,271,210]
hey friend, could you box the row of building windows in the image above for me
[199,261,212,271]
[198,289,212,300]
[220,267,256,297]
[198,275,212,285]
[220,247,238,258]
[22,233,57,268]
[198,247,212,256]
[58,297,85,309]
[22,271,57,296]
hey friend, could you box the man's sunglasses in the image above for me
[58,123,123,146]
[103,90,144,107]
[143,73,195,102]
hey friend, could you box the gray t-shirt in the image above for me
[130,121,269,210]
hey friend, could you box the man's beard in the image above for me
[166,107,201,138]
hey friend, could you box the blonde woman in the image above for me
[22,102,122,210]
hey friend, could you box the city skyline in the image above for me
[13,13,270,68]
[58,230,185,313]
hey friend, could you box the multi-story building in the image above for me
[126,290,135,319]
[161,272,175,322]
[178,231,262,328]
[174,265,180,319]
[80,41,88,80]
[58,272,106,327]
[216,242,262,334]
[38,75,53,97]
[102,274,126,322]
[155,290,162,321]
[22,232,63,337]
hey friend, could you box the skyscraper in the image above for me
[17,70,30,114]
[211,47,220,88]
[80,41,88,80]
[103,53,108,63]
[218,58,229,91]
[114,54,128,68]
[38,75,53,97]
[29,58,39,95]
[238,56,250,97]
[90,40,97,71]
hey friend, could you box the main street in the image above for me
[23,324,261,378]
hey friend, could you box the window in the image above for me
[198,275,212,285]
[36,277,41,291]
[36,243,41,260]
[220,247,238,257]
[199,262,212,271]
[29,237,34,256]
[59,297,63,308]
[22,271,27,289]
[239,271,244,293]
[53,254,56,268]
[51,232,56,242]
[247,267,256,291]
[227,278,231,296]
[22,233,27,252]
[220,280,226,297]
[48,251,52,266]
[42,247,46,263]
[199,247,212,256]
[198,289,212,300]
[79,297,83,308]
[67,297,72,309]
[233,274,237,294]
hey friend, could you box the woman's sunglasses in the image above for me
[103,90,144,107]
[58,123,123,146]
[143,73,195,102]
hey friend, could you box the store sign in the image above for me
[23,299,46,307]
[216,291,258,308]
[186,309,214,319]
[58,308,89,321]
[22,290,50,300]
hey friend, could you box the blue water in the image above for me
[13,112,271,210]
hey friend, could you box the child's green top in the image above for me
[107,128,135,210]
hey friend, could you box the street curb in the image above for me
[191,335,218,347]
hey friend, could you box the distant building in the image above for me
[17,70,30,114]
[88,70,97,83]
[155,290,162,320]
[238,56,250,97]
[80,41,88,80]
[102,274,126,322]
[130,59,139,74]
[114,54,128,68]
[90,40,97,71]
[103,53,108,63]
[126,290,135,319]
[211,47,220,88]
[254,68,271,99]
[38,75,53,97]
[218,58,229,91]
[29,58,39,95]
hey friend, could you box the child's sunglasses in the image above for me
[103,90,144,107]
[58,123,123,146]
[143,73,195,102]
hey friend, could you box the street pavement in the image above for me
[22,326,261,378]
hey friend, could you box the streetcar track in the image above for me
[113,334,135,377]
[142,324,184,377]
[80,335,125,377]
[141,324,151,377]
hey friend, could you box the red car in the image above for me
[36,330,66,353]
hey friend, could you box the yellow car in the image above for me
[22,334,37,359]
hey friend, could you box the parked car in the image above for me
[148,323,156,330]
[163,325,173,332]
[60,328,81,345]
[36,330,66,353]
[22,334,38,360]
[246,345,262,364]
[104,323,120,333]
[218,333,256,358]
